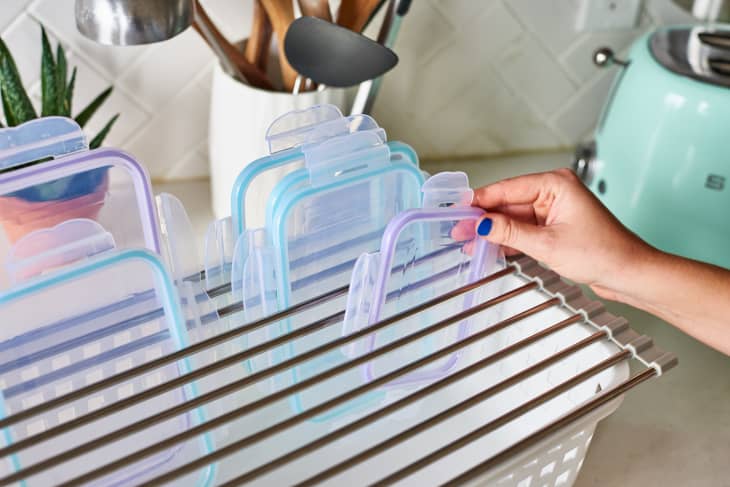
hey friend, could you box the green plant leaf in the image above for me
[41,27,60,117]
[1,88,16,126]
[56,42,69,116]
[0,37,36,125]
[89,113,118,149]
[65,66,76,116]
[75,86,112,128]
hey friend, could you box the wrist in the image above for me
[591,242,666,305]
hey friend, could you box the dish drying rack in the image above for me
[0,108,676,486]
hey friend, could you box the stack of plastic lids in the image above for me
[0,251,214,485]
[200,105,389,307]
[0,118,218,484]
[343,172,504,386]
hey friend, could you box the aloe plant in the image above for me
[0,27,118,149]
[0,27,119,202]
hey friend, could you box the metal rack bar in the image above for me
[59,293,555,487]
[17,283,536,485]
[299,350,629,487]
[0,282,351,430]
[0,257,676,487]
[0,246,476,432]
[439,367,657,487]
[0,267,511,454]
[0,269,516,484]
[225,315,592,486]
[372,351,631,485]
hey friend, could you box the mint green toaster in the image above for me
[575,25,730,269]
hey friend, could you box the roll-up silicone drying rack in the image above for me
[0,107,676,487]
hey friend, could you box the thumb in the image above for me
[474,213,549,258]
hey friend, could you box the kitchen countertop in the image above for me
[155,150,730,487]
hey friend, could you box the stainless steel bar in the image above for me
[440,367,658,487]
[372,350,632,485]
[0,269,513,462]
[225,314,589,486]
[0,283,350,431]
[0,246,480,431]
[0,309,342,459]
[52,288,546,487]
[0,270,519,485]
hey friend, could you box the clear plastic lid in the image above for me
[343,172,504,386]
[0,118,159,290]
[236,131,425,416]
[0,249,214,486]
[270,131,425,310]
[230,104,388,235]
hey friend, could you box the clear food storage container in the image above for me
[0,248,214,486]
[0,117,159,290]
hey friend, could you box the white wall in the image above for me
[0,0,693,180]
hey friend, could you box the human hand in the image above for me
[452,168,657,301]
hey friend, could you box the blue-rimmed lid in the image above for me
[230,104,388,235]
[268,131,425,310]
[235,130,424,417]
[0,248,214,486]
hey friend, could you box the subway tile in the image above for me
[60,52,149,147]
[551,70,616,144]
[0,0,29,32]
[200,0,253,43]
[644,0,697,24]
[454,0,524,63]
[125,82,211,180]
[162,145,210,180]
[497,35,577,119]
[560,9,654,84]
[394,0,454,67]
[433,0,498,29]
[506,0,584,56]
[116,29,214,111]
[459,68,562,153]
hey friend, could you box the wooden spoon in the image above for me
[193,0,273,89]
[336,0,381,32]
[297,0,332,22]
[260,0,299,91]
[245,0,273,72]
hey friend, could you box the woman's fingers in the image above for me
[475,213,551,260]
[451,219,476,241]
[472,169,572,210]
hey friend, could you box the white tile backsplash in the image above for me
[0,0,695,180]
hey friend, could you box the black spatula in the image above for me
[284,16,398,88]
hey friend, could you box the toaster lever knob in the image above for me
[593,47,629,68]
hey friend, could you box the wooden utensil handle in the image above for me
[260,0,299,91]
[298,0,333,22]
[245,0,274,71]
[193,1,273,89]
[337,0,381,32]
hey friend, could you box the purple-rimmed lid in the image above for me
[0,118,160,289]
[343,172,503,386]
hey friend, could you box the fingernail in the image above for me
[476,217,493,236]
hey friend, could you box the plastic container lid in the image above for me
[238,130,425,416]
[230,104,390,235]
[343,172,504,386]
[0,248,214,486]
[0,118,159,290]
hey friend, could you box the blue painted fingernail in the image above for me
[476,217,493,236]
